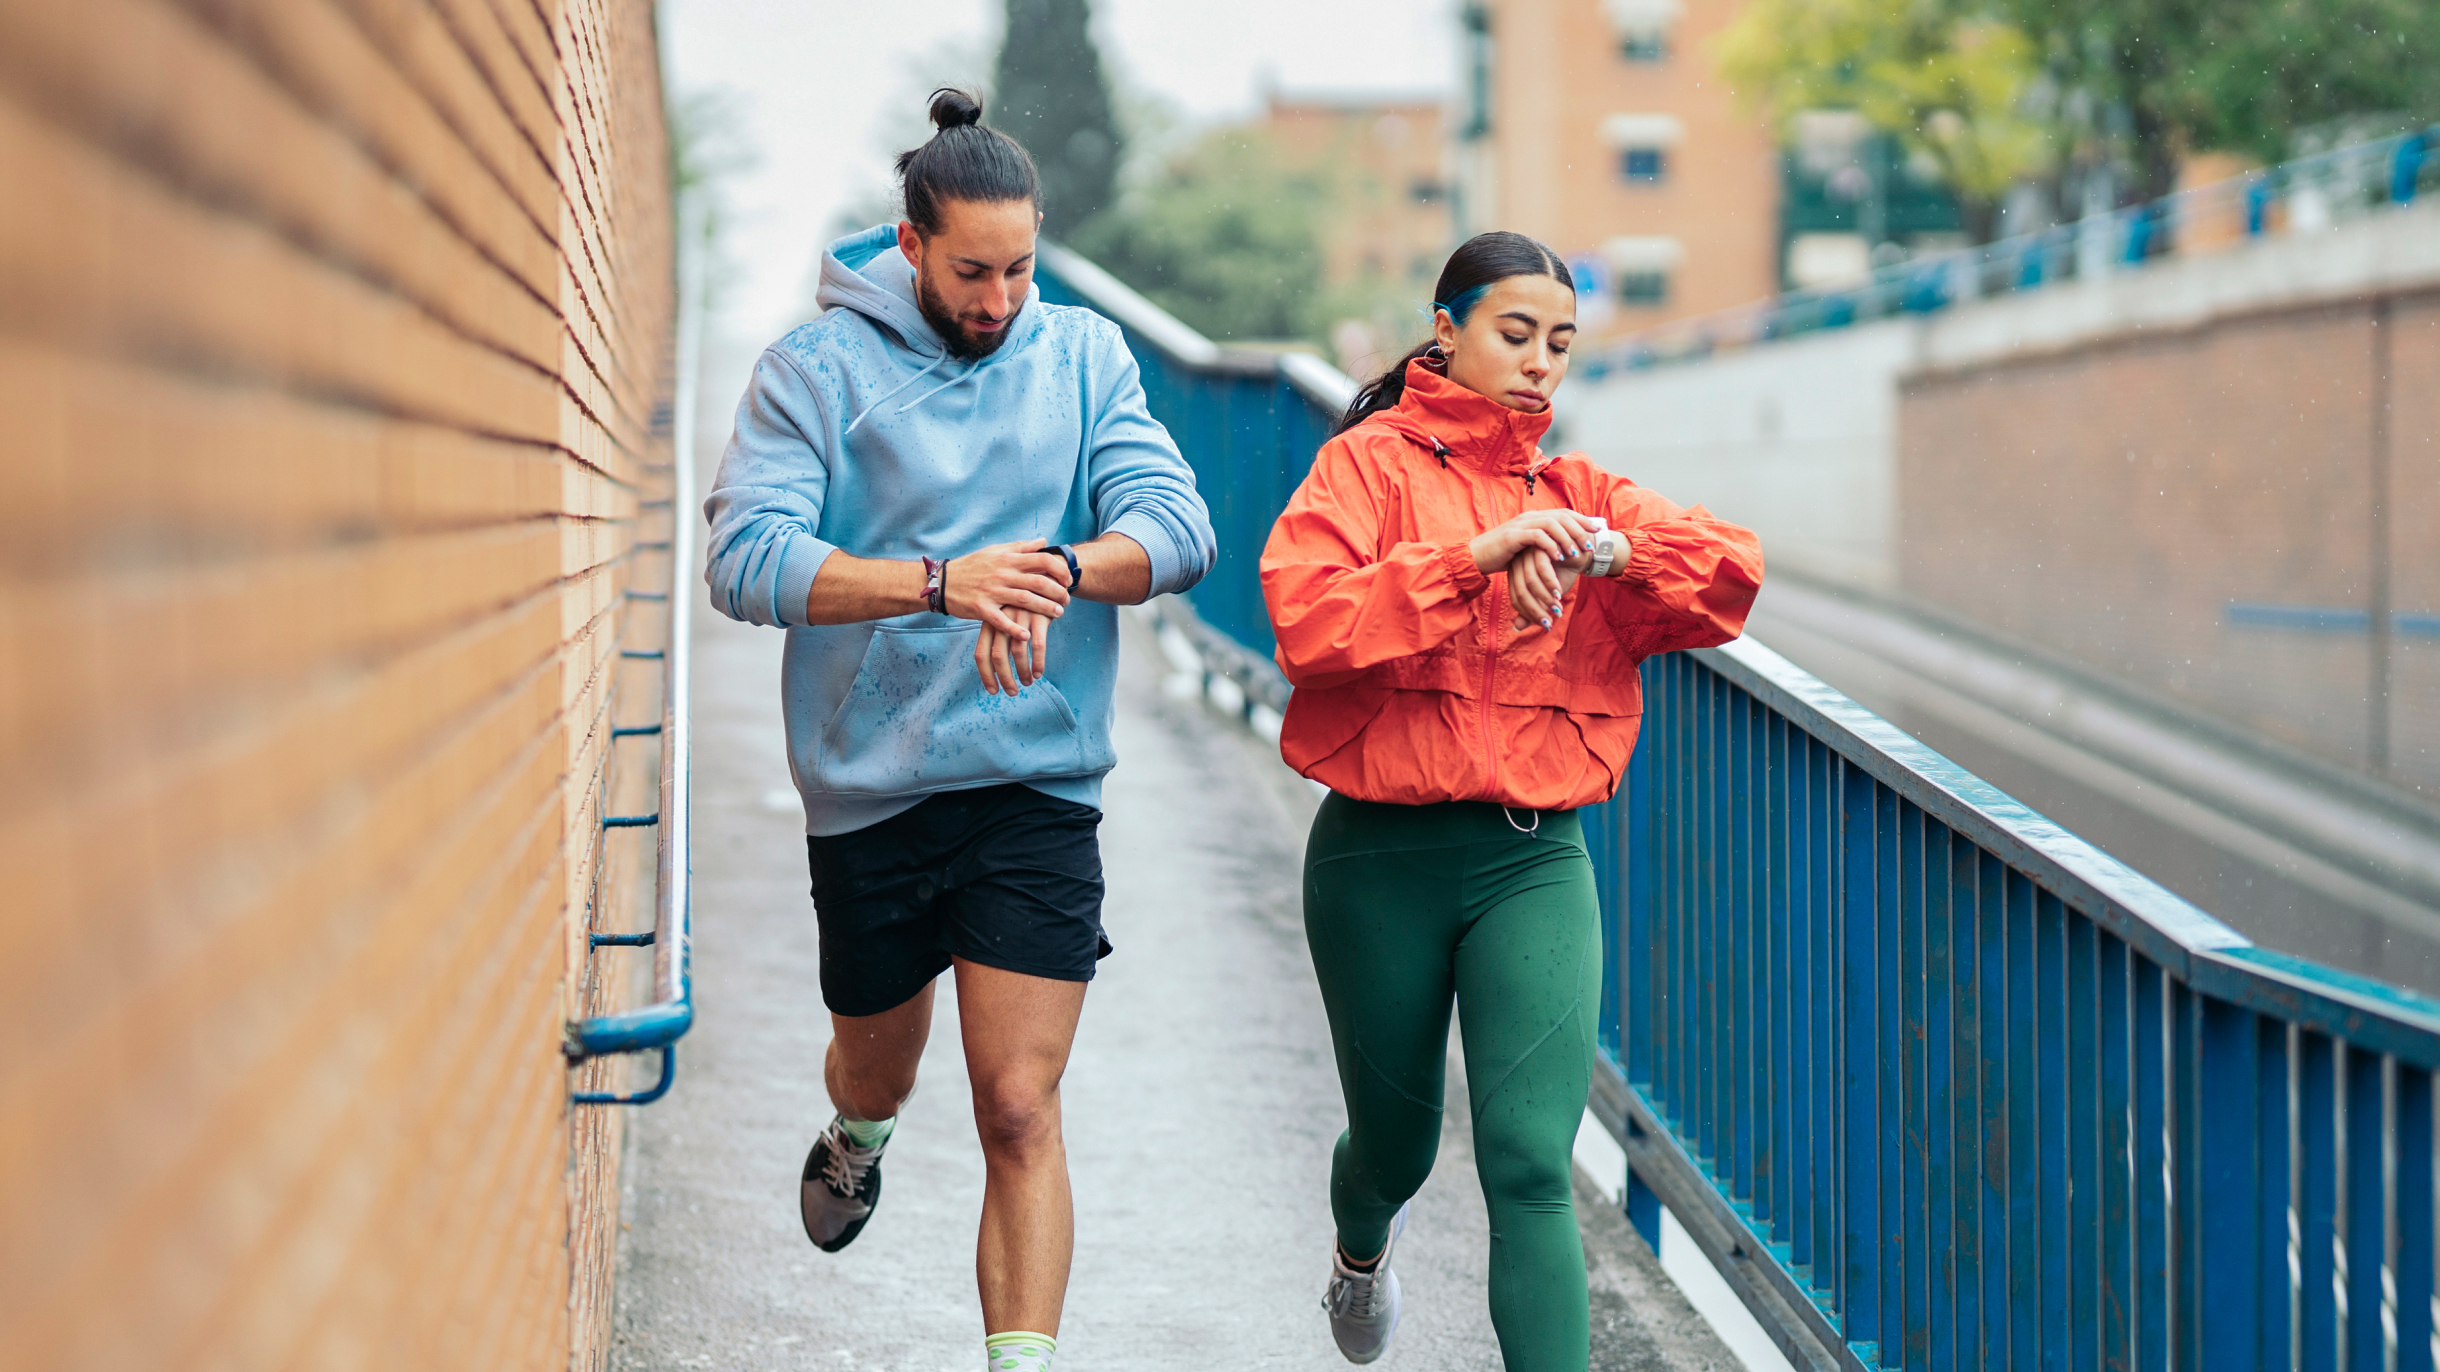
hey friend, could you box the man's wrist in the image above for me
[919,555,948,615]
[1042,544,1083,598]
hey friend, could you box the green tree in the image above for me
[1719,0,2051,238]
[1068,130,1330,343]
[992,0,1123,238]
[2181,0,2440,168]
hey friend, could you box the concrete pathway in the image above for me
[609,601,1736,1371]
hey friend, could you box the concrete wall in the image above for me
[0,1,674,1367]
[1564,316,1922,589]
[1900,212,2440,801]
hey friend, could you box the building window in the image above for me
[1460,5,1492,140]
[1617,270,1669,305]
[1599,235,1683,309]
[1604,0,1680,63]
[1601,113,1683,186]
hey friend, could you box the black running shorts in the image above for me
[805,783,1110,1018]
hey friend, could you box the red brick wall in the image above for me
[1898,290,2439,800]
[0,0,675,1367]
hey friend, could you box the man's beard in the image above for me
[916,270,1023,362]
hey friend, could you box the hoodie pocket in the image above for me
[812,623,1104,798]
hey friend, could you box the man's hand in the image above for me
[977,611,1052,694]
[946,539,1073,637]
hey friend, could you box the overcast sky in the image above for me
[661,0,1460,342]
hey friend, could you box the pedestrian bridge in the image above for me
[591,241,2440,1372]
[24,12,2432,1368]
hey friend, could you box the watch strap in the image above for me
[1045,543,1083,594]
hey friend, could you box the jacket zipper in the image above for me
[1477,477,1505,800]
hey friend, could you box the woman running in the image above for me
[1260,231,1763,1367]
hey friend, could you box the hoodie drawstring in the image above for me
[895,361,980,416]
[1431,437,1451,469]
[842,350,950,436]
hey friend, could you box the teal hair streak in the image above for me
[1435,282,1494,326]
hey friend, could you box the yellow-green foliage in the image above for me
[1716,0,2051,204]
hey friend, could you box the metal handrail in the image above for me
[1582,121,2439,377]
[566,205,701,1104]
[1585,637,2440,1371]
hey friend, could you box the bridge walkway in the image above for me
[605,600,1737,1370]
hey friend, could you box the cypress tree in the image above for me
[991,0,1122,238]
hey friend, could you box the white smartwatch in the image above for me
[1588,529,1627,578]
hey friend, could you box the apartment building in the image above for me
[1453,0,1781,338]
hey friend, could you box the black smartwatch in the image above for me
[1044,543,1083,595]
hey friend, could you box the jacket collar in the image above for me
[1371,358,1554,473]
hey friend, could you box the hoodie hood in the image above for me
[813,223,1047,363]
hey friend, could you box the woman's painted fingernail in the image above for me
[1540,616,1552,629]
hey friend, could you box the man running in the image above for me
[701,88,1215,1372]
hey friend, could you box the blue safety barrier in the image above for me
[1585,640,2440,1371]
[1039,245,2440,1371]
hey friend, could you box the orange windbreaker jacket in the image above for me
[1260,362,1765,811]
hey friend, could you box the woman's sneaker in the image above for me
[1322,1203,1408,1363]
[800,1117,886,1252]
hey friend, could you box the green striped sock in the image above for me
[837,1115,894,1149]
[983,1330,1054,1372]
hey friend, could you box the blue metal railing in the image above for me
[1583,122,2439,378]
[1039,246,2440,1370]
[564,212,703,1105]
[1589,640,2440,1371]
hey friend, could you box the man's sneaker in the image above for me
[799,1118,885,1252]
[1322,1203,1408,1363]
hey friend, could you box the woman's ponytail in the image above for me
[1331,231,1574,437]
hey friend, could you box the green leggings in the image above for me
[1303,792,1602,1371]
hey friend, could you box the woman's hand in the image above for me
[976,610,1051,694]
[1469,509,1601,578]
[946,539,1072,637]
[1508,548,1583,632]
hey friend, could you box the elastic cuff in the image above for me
[774,532,837,627]
[1439,541,1489,597]
[1617,531,1664,586]
[1107,509,1188,596]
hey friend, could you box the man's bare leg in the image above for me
[826,978,935,1122]
[954,957,1088,1337]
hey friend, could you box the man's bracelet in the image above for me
[921,555,947,615]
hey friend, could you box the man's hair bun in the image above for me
[928,88,985,131]
[895,88,1038,234]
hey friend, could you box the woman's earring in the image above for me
[1423,342,1449,369]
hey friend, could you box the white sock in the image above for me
[984,1330,1054,1371]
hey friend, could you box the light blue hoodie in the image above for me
[703,225,1215,836]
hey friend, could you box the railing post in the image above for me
[2392,131,2426,206]
[2398,1064,2435,1372]
[2303,1030,2343,1372]
[2346,1047,2386,1371]
[1841,760,1881,1359]
[2194,997,2264,1368]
